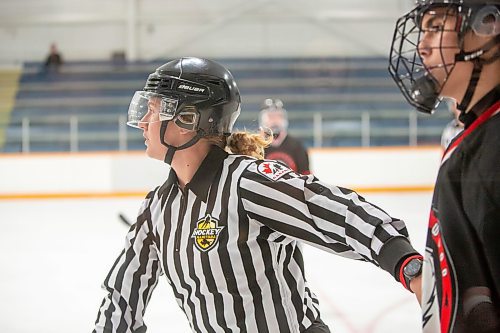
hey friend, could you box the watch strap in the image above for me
[399,254,423,292]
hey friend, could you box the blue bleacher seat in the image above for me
[2,57,451,152]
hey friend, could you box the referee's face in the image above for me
[139,98,168,160]
[142,117,198,162]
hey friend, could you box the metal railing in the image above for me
[1,110,450,153]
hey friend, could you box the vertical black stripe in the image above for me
[304,286,319,323]
[161,186,186,312]
[101,251,122,329]
[202,167,230,331]
[257,233,290,332]
[216,158,247,332]
[171,192,201,332]
[129,211,154,321]
[185,197,216,333]
[143,258,160,310]
[113,220,153,331]
[116,297,130,332]
[282,244,305,329]
[237,198,269,333]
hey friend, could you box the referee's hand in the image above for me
[410,275,422,305]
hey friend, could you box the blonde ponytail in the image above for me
[205,130,272,159]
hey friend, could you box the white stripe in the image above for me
[242,198,323,240]
[344,235,372,258]
[248,222,282,332]
[134,245,160,328]
[371,236,384,254]
[281,244,302,332]
[122,222,153,328]
[344,210,377,241]
[336,187,396,223]
[99,223,150,330]
[240,176,307,214]
[242,198,363,260]
[226,159,260,332]
[391,219,407,231]
[151,199,166,275]
[304,186,350,220]
[380,222,401,237]
[210,157,244,331]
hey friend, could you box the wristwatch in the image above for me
[403,257,423,292]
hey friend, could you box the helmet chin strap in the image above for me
[159,121,205,165]
[455,35,500,120]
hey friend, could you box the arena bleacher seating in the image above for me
[1,57,451,152]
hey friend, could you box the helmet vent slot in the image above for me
[205,79,222,86]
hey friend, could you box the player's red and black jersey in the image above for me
[422,87,500,333]
[264,135,310,175]
[94,146,418,333]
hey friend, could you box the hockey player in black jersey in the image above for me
[389,0,500,331]
[259,98,311,175]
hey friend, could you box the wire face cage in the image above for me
[388,3,469,114]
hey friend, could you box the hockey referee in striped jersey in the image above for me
[93,57,423,333]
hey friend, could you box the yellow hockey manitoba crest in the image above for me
[191,214,224,252]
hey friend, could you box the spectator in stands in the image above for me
[259,98,310,174]
[440,98,464,149]
[44,43,63,72]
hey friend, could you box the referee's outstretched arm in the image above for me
[240,161,418,281]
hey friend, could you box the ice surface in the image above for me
[0,192,430,333]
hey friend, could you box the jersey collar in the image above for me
[459,85,500,128]
[158,145,228,202]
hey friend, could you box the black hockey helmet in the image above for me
[128,57,241,134]
[388,0,500,114]
[127,57,241,163]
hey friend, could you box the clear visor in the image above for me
[127,91,179,128]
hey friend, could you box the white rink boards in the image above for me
[0,192,429,333]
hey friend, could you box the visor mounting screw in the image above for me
[208,118,213,123]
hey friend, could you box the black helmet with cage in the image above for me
[127,57,241,163]
[388,0,500,114]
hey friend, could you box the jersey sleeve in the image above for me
[93,190,162,333]
[239,160,418,280]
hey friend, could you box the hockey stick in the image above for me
[118,213,133,227]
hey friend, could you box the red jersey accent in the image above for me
[428,210,453,333]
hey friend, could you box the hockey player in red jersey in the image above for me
[389,0,500,332]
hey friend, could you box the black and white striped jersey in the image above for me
[94,146,418,333]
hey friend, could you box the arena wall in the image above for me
[0,146,441,199]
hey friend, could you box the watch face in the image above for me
[404,259,423,277]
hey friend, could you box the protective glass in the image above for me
[127,91,179,128]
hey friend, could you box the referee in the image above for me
[93,57,422,333]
